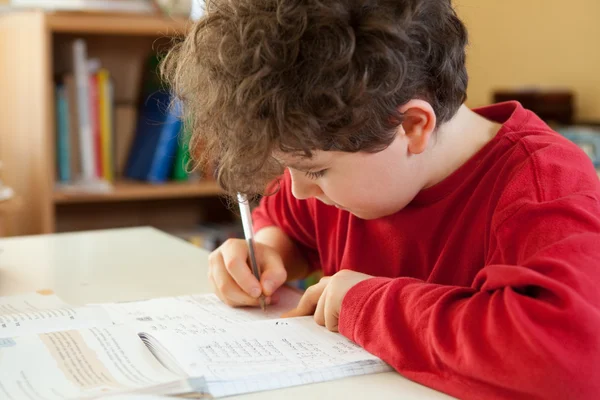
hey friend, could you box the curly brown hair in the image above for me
[161,0,468,195]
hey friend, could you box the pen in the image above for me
[237,193,267,311]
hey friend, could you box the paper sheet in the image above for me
[0,325,191,400]
[0,289,389,398]
[101,286,302,336]
[142,316,391,397]
[0,293,116,339]
[0,292,68,315]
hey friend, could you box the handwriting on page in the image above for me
[147,316,385,382]
[102,288,301,337]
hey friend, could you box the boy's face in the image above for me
[278,134,428,220]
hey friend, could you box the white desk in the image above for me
[0,227,452,400]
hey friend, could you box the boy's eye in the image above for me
[305,169,327,180]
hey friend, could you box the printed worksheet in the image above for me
[0,292,67,315]
[0,325,198,400]
[0,292,115,339]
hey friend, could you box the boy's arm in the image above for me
[338,194,600,400]
[252,170,320,281]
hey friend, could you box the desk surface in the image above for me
[0,227,452,400]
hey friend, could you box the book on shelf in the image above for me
[0,289,390,399]
[124,53,204,184]
[55,41,203,193]
[73,38,96,182]
[98,68,115,182]
[55,85,71,183]
[124,91,182,183]
[55,39,115,189]
[171,125,191,181]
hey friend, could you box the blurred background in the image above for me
[0,0,598,275]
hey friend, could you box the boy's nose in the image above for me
[290,173,323,200]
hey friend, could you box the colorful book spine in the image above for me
[98,68,114,182]
[147,98,183,183]
[73,39,96,181]
[89,72,102,178]
[172,126,190,181]
[55,85,70,183]
[64,75,81,182]
[125,90,171,181]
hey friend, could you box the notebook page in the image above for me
[0,292,68,315]
[0,325,195,400]
[100,286,301,336]
[0,293,116,338]
[142,316,390,397]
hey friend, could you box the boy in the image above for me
[161,0,600,398]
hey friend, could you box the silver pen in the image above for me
[237,193,267,311]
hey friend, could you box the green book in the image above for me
[172,128,190,181]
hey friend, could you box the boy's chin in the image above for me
[348,209,393,220]
[349,203,410,220]
[324,201,407,220]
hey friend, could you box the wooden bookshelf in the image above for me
[54,180,223,204]
[0,11,233,236]
[47,12,189,36]
[0,196,22,237]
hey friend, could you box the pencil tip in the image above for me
[259,297,267,312]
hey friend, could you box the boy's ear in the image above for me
[398,100,437,155]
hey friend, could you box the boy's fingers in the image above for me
[313,285,328,326]
[210,254,261,307]
[260,251,287,296]
[323,290,339,332]
[220,240,263,297]
[222,253,262,298]
[282,280,327,318]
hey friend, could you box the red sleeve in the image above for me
[339,156,600,399]
[252,170,321,270]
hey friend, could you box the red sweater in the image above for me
[252,102,600,400]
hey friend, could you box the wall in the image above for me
[456,0,600,121]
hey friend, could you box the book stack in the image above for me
[55,39,117,186]
[123,53,192,184]
[55,39,200,189]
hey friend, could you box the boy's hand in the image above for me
[282,270,373,332]
[208,239,287,307]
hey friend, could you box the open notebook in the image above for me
[0,288,391,399]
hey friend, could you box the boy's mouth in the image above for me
[317,197,348,211]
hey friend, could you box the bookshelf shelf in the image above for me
[47,12,189,36]
[54,180,223,204]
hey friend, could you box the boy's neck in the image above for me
[423,104,503,189]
